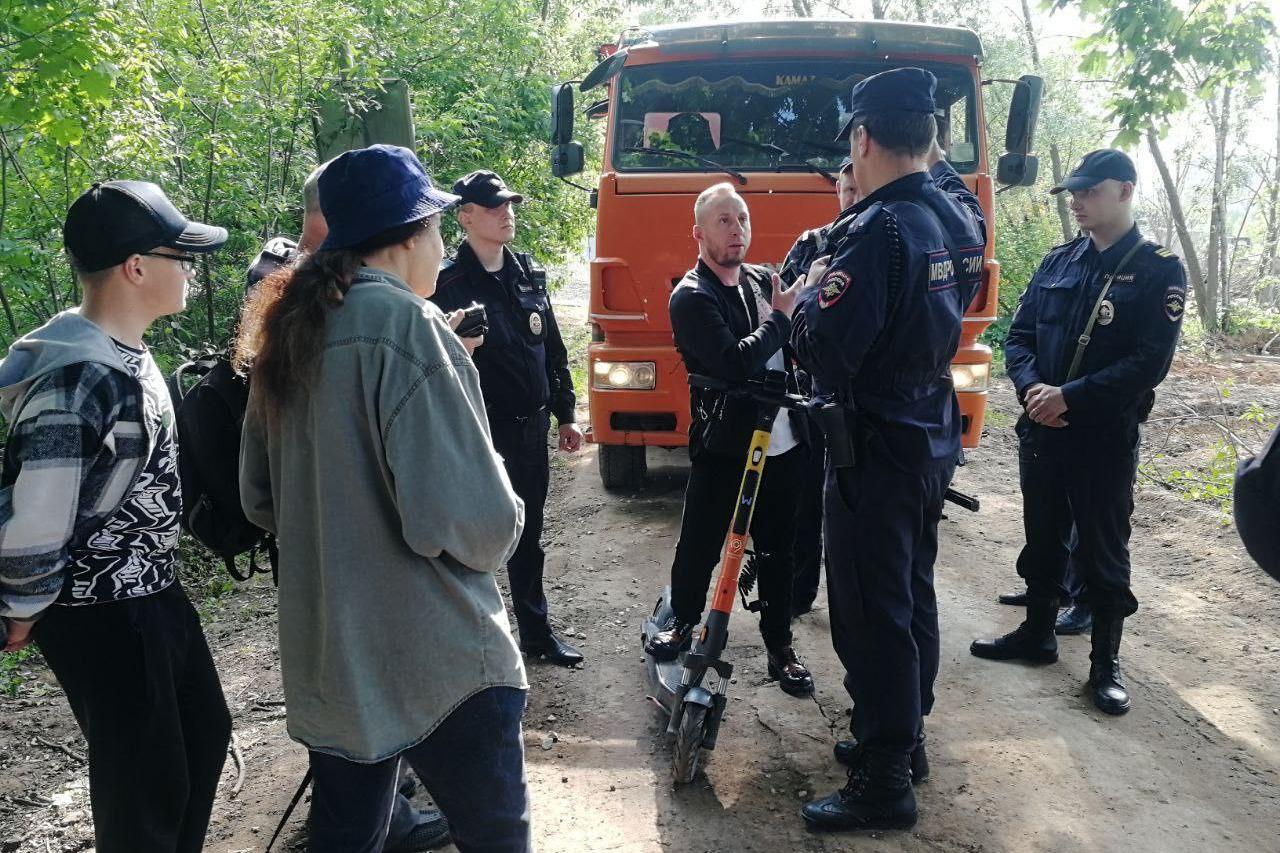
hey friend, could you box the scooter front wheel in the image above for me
[672,703,709,785]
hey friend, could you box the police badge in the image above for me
[1097,299,1115,326]
[529,312,543,335]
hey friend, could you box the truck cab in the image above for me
[550,19,1041,489]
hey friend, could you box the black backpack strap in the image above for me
[225,536,280,585]
[264,767,313,853]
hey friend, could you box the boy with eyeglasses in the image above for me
[0,181,232,853]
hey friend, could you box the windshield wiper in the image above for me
[720,137,837,185]
[622,146,747,185]
[775,158,837,184]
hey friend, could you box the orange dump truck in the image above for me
[549,19,1042,489]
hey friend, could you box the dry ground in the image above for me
[2,305,1279,852]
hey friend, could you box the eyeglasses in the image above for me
[140,252,198,274]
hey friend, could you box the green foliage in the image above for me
[1051,0,1276,143]
[1154,438,1239,512]
[0,644,40,697]
[0,0,619,361]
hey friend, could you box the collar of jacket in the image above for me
[1070,223,1142,265]
[856,169,932,210]
[456,240,521,281]
[351,265,415,295]
[694,258,766,292]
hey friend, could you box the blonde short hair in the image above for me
[693,182,744,225]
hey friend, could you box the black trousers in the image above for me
[1016,437,1140,617]
[824,455,953,756]
[489,410,553,644]
[33,582,231,853]
[308,687,530,853]
[792,435,826,609]
[1016,527,1086,603]
[670,445,804,650]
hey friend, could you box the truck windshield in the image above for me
[612,59,979,175]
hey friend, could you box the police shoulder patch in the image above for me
[1164,286,1186,322]
[818,269,853,309]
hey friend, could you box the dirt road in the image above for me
[3,336,1279,851]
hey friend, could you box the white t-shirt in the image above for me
[736,285,798,457]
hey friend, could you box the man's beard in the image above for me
[711,245,746,267]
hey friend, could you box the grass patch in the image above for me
[0,645,41,697]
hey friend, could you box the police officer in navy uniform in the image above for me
[971,150,1187,717]
[791,68,987,831]
[781,157,860,617]
[431,170,584,667]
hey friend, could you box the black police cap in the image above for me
[453,170,524,208]
[1050,149,1137,195]
[835,67,937,142]
[63,181,227,273]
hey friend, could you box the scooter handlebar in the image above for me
[687,372,806,410]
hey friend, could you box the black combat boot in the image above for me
[803,746,917,831]
[834,731,928,784]
[1055,600,1094,635]
[970,601,1059,663]
[1087,613,1131,715]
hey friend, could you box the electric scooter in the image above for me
[641,370,981,784]
[642,369,803,784]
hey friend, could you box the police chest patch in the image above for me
[818,269,852,309]
[529,312,544,335]
[1164,288,1186,322]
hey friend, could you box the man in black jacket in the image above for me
[430,170,583,667]
[644,182,814,697]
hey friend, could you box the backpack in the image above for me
[170,352,277,583]
[1234,422,1280,584]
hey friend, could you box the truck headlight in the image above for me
[593,360,657,390]
[951,363,990,392]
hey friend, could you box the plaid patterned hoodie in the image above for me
[0,310,159,626]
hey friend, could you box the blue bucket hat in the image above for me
[317,145,459,251]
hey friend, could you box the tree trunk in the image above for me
[1259,67,1280,302]
[0,151,18,338]
[790,0,813,16]
[871,0,886,18]
[1018,0,1074,242]
[913,0,927,20]
[1148,128,1209,327]
[1206,86,1231,332]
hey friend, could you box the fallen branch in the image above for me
[229,732,246,798]
[32,735,85,764]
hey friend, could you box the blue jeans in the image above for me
[308,686,530,853]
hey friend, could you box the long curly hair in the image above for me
[234,217,430,413]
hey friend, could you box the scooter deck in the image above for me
[641,587,688,715]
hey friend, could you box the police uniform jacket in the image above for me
[791,163,987,472]
[1004,225,1186,451]
[431,241,576,425]
[669,260,807,461]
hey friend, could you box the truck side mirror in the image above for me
[1004,74,1043,156]
[550,83,584,178]
[551,83,575,146]
[552,142,584,177]
[997,74,1043,187]
[997,153,1040,187]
